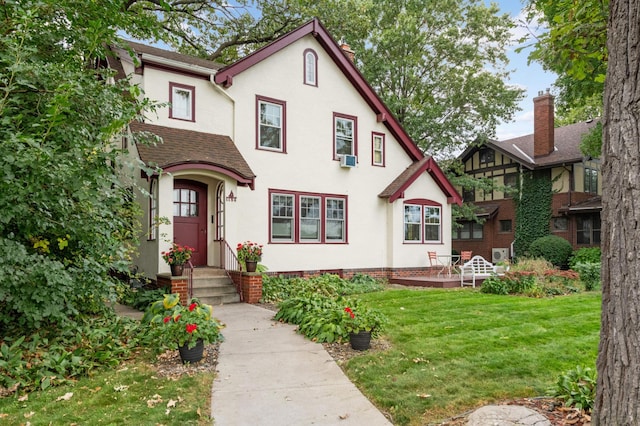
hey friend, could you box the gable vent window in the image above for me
[303,49,318,86]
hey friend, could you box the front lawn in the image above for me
[343,288,601,425]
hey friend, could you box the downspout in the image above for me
[209,74,236,141]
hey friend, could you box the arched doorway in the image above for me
[173,180,207,266]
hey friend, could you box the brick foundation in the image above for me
[264,266,440,281]
[156,273,189,305]
[241,273,263,304]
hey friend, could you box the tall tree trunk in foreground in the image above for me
[595,0,640,424]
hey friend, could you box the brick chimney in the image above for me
[533,89,555,157]
[340,41,355,63]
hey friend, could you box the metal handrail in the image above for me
[186,260,194,300]
[221,240,243,302]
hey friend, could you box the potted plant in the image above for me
[236,241,263,272]
[342,300,388,350]
[143,294,224,363]
[162,243,194,276]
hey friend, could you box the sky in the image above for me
[490,0,557,141]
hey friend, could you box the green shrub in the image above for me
[0,314,142,393]
[480,275,509,295]
[528,235,573,267]
[569,247,601,269]
[551,365,597,412]
[261,273,385,303]
[573,262,601,291]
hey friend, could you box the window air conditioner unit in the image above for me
[492,248,509,263]
[340,154,357,168]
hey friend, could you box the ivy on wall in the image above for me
[514,169,553,257]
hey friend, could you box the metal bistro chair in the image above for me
[453,251,472,274]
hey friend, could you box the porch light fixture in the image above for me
[226,191,237,202]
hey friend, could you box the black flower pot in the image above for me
[349,331,371,351]
[245,261,258,272]
[170,263,185,276]
[178,339,204,364]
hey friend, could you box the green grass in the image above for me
[0,357,213,425]
[343,288,601,425]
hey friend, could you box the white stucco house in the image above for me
[110,18,461,282]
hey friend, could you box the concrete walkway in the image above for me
[210,303,392,426]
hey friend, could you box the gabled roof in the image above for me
[213,18,424,162]
[459,120,600,169]
[119,40,223,75]
[131,122,256,187]
[379,157,462,205]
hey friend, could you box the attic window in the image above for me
[169,82,195,122]
[303,49,318,86]
[479,148,494,164]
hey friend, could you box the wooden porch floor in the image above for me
[389,274,462,288]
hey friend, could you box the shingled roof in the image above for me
[131,122,256,187]
[460,119,600,169]
[121,41,223,73]
[379,156,462,205]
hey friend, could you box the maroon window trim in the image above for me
[371,132,385,167]
[256,95,287,153]
[169,82,195,122]
[303,49,318,87]
[269,189,348,244]
[333,112,358,160]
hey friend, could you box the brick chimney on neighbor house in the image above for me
[340,40,355,63]
[533,89,555,157]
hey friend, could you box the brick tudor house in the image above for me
[107,19,462,302]
[454,90,602,263]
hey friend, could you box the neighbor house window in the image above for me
[403,200,442,243]
[453,221,483,240]
[303,49,318,86]
[584,167,598,194]
[169,82,194,121]
[257,96,286,152]
[372,132,385,166]
[479,148,494,164]
[334,113,357,159]
[270,190,347,243]
[552,216,568,232]
[499,219,512,233]
[577,214,601,244]
[462,187,475,202]
[148,179,158,240]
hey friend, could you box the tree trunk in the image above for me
[595,0,640,424]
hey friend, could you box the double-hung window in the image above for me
[584,167,598,194]
[404,200,442,243]
[257,96,286,152]
[169,82,194,121]
[372,132,385,166]
[334,113,357,158]
[271,193,294,241]
[303,49,318,86]
[270,190,347,243]
[325,198,345,241]
[300,196,321,241]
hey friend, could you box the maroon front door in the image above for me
[173,180,207,266]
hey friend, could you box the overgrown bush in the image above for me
[573,262,601,291]
[551,365,597,412]
[261,273,385,303]
[528,235,573,267]
[569,247,601,269]
[0,314,143,394]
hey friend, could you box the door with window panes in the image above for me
[173,180,207,266]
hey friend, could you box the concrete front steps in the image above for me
[191,267,240,305]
